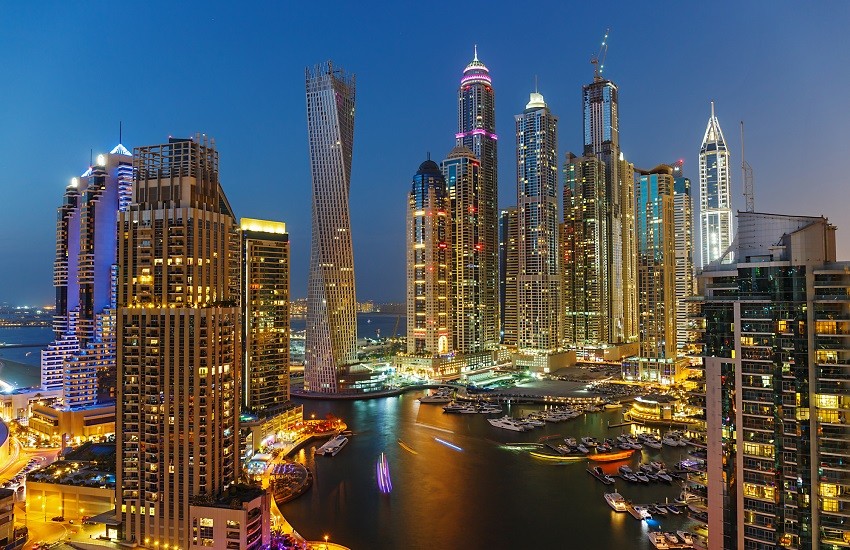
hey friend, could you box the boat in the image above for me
[442,402,472,413]
[604,402,622,410]
[487,416,530,432]
[576,444,590,454]
[604,492,628,512]
[635,472,650,483]
[588,466,615,485]
[650,504,668,516]
[666,504,682,515]
[676,531,695,545]
[650,461,665,471]
[589,449,634,462]
[564,437,577,447]
[639,463,654,473]
[419,390,453,403]
[644,438,663,449]
[580,437,598,447]
[664,533,681,545]
[316,435,348,456]
[618,465,634,476]
[647,532,670,549]
[662,436,681,447]
[618,442,634,451]
[634,506,653,520]
[657,470,673,483]
[596,443,612,453]
[524,416,545,426]
[622,473,638,483]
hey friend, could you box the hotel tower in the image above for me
[304,61,358,393]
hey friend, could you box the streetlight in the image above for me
[324,534,329,549]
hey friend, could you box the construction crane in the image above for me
[591,28,610,81]
[740,121,755,212]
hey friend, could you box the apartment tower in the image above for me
[455,47,499,349]
[304,61,358,393]
[406,158,451,355]
[499,207,518,345]
[116,136,240,547]
[239,218,290,413]
[699,101,733,267]
[515,91,560,351]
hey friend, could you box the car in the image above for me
[51,516,64,522]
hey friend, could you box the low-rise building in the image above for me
[188,485,270,550]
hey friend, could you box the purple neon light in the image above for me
[455,129,498,141]
[460,73,492,86]
[377,452,392,493]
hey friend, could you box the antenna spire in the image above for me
[534,75,538,93]
[473,44,478,62]
[119,121,123,144]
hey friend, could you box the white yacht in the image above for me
[316,435,348,456]
[676,531,695,545]
[487,416,529,432]
[419,391,453,403]
[604,492,628,512]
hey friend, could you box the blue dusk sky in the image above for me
[1,1,849,305]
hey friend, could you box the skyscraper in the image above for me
[699,101,733,267]
[672,164,695,352]
[582,73,636,347]
[441,147,485,354]
[499,207,518,346]
[117,136,245,547]
[406,158,451,356]
[41,145,132,407]
[696,211,845,550]
[455,47,499,349]
[515,92,560,351]
[239,218,290,413]
[622,165,679,383]
[563,153,609,346]
[305,61,358,393]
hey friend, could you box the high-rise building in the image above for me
[619,156,638,345]
[699,101,733,267]
[515,92,560,351]
[455,47,499,349]
[304,61,358,393]
[672,164,696,352]
[406,158,451,356]
[441,147,486,354]
[116,136,251,547]
[563,153,608,346]
[623,165,679,383]
[582,73,637,347]
[41,145,132,407]
[695,211,846,550]
[499,207,518,346]
[239,218,290,413]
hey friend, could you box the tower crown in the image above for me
[461,45,491,86]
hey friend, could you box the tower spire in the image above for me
[711,100,715,120]
[473,44,478,62]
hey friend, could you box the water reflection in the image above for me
[283,392,700,549]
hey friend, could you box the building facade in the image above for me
[116,136,241,547]
[673,166,696,352]
[563,153,609,347]
[239,218,290,414]
[455,47,499,350]
[304,61,358,393]
[696,211,846,550]
[42,145,133,408]
[623,166,678,383]
[441,147,487,354]
[582,75,637,346]
[699,101,733,267]
[406,158,451,356]
[515,92,560,352]
[499,207,518,346]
